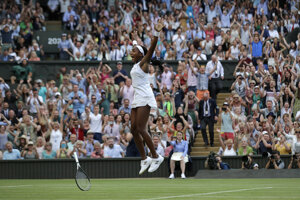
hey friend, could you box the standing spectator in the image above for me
[250,31,263,65]
[160,64,173,90]
[68,84,85,117]
[57,33,71,60]
[198,92,219,147]
[206,55,224,100]
[218,102,234,141]
[113,62,128,85]
[26,88,44,116]
[87,105,102,143]
[103,137,124,158]
[49,121,63,152]
[110,43,124,61]
[3,141,21,160]
[120,78,134,106]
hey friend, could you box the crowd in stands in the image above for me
[0,0,300,170]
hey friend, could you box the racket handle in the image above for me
[73,152,79,164]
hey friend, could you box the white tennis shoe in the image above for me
[139,157,152,175]
[169,174,175,179]
[148,155,164,173]
[181,173,186,179]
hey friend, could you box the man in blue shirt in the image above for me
[68,84,85,118]
[113,62,128,85]
[3,141,21,160]
[118,98,131,114]
[58,33,71,60]
[250,31,264,66]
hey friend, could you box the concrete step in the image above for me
[192,147,220,152]
[194,141,220,146]
[45,21,62,31]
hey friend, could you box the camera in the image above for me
[207,152,218,170]
[262,152,274,159]
[222,107,227,112]
[55,95,59,98]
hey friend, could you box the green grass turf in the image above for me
[0,178,300,200]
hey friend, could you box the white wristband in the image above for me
[153,30,160,37]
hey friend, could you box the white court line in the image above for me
[0,185,32,188]
[139,187,273,200]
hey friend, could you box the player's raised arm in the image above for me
[139,19,165,71]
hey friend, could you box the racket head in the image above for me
[75,166,91,191]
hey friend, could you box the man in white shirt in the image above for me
[104,138,124,158]
[26,88,44,116]
[110,43,124,61]
[120,78,134,105]
[216,2,235,28]
[268,23,279,39]
[172,28,185,51]
[87,105,102,143]
[60,0,70,14]
[205,3,218,23]
[160,65,173,90]
[192,47,207,61]
[205,55,224,100]
[103,115,120,142]
[150,135,165,157]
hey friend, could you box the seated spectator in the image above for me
[118,99,131,114]
[42,142,57,159]
[168,132,188,179]
[219,134,237,156]
[21,141,39,159]
[273,135,291,155]
[35,136,45,159]
[56,140,69,159]
[3,141,21,160]
[282,128,300,155]
[67,134,77,151]
[149,134,165,157]
[265,151,285,169]
[68,140,87,158]
[103,137,124,158]
[237,137,253,156]
[90,141,103,158]
[84,131,97,157]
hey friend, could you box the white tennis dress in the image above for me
[130,62,157,109]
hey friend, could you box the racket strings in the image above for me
[76,169,91,191]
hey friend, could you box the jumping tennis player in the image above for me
[129,19,165,174]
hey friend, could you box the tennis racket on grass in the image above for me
[73,152,91,191]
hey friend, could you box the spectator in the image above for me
[58,33,71,60]
[103,137,124,158]
[288,154,300,169]
[68,140,87,158]
[113,62,128,85]
[21,141,39,159]
[3,141,21,160]
[56,140,69,158]
[150,134,165,157]
[198,92,219,147]
[118,99,131,114]
[265,151,285,169]
[255,131,273,155]
[206,55,224,100]
[241,155,258,169]
[168,132,189,179]
[42,142,57,159]
[103,115,120,142]
[90,141,103,158]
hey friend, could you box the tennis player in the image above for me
[129,19,164,174]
